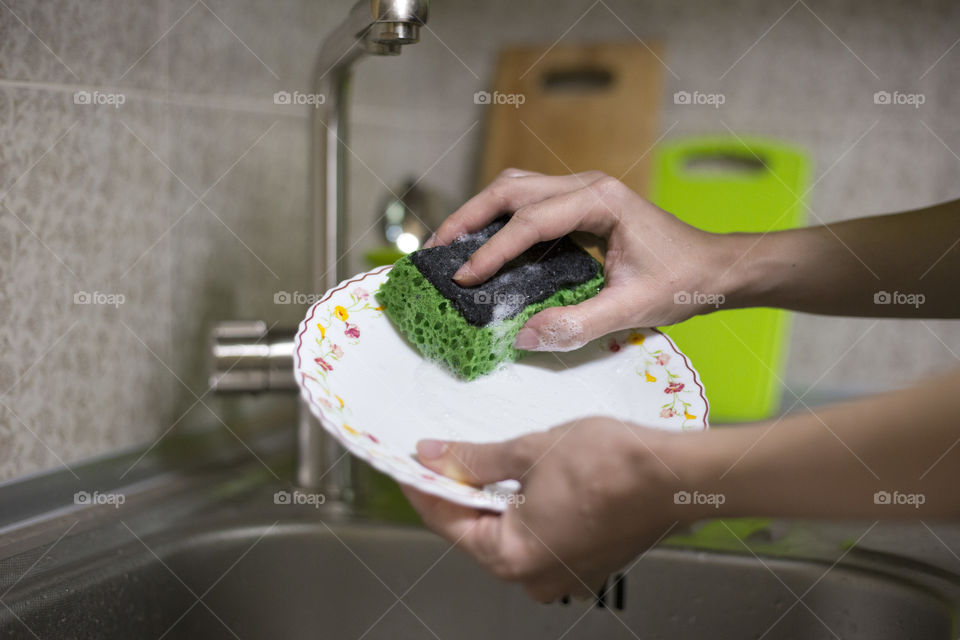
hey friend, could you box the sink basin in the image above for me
[1,513,953,639]
[0,426,955,640]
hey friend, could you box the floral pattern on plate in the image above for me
[603,331,701,429]
[295,266,709,511]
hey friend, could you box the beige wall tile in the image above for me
[0,0,958,480]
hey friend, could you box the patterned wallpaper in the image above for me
[0,0,958,480]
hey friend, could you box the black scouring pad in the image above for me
[409,216,601,326]
[376,216,604,379]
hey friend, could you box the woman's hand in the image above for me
[403,370,960,603]
[400,416,688,603]
[425,169,733,351]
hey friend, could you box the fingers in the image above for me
[425,170,607,249]
[452,177,626,286]
[415,434,541,485]
[402,478,611,607]
[513,285,635,352]
[400,483,492,544]
[425,168,540,248]
[401,484,533,584]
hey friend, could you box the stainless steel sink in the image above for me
[0,425,956,639]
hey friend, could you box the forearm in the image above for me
[713,198,960,318]
[668,370,960,521]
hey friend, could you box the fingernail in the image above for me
[417,439,447,460]
[453,262,475,283]
[423,234,437,249]
[514,328,540,350]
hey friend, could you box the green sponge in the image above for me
[376,221,604,380]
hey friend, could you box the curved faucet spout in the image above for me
[372,0,428,45]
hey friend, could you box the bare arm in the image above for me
[403,369,960,602]
[721,199,960,318]
[427,171,960,354]
[403,171,960,603]
[680,368,960,520]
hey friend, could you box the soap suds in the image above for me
[535,315,585,352]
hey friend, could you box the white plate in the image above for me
[294,266,709,511]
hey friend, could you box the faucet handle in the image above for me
[208,321,296,393]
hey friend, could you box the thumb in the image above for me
[513,287,633,352]
[416,436,539,486]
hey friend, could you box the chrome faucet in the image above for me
[209,0,429,501]
[313,0,429,297]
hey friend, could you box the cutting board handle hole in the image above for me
[541,67,614,93]
[684,153,767,174]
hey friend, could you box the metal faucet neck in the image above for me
[299,0,429,494]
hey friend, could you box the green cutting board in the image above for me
[650,137,810,423]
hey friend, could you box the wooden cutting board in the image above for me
[477,42,664,198]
